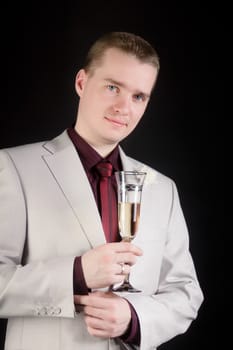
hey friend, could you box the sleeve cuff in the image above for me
[73,256,90,295]
[120,300,141,346]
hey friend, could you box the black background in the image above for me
[2,1,225,349]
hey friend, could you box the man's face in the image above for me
[75,48,158,152]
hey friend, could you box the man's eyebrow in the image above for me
[104,78,150,98]
[104,78,126,88]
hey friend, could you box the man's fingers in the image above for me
[115,252,139,265]
[109,242,143,255]
[74,293,110,308]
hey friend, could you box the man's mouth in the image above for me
[105,116,128,127]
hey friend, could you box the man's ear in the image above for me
[75,69,87,97]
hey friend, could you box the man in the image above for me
[0,32,203,349]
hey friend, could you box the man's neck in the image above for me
[74,127,118,158]
[90,143,118,158]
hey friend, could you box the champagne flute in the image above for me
[112,170,146,293]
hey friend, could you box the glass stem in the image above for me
[124,273,130,284]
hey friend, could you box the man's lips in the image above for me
[105,116,128,127]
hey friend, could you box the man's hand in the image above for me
[74,291,131,338]
[81,242,143,289]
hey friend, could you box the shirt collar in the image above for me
[67,127,121,171]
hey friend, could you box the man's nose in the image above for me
[113,96,130,115]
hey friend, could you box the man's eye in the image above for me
[107,85,117,92]
[134,94,145,101]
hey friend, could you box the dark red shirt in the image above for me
[67,127,140,346]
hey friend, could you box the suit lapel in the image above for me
[42,131,106,248]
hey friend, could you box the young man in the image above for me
[0,32,203,350]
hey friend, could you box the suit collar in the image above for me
[119,146,158,185]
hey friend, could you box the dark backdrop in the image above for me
[2,1,224,349]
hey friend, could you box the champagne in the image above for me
[118,202,141,241]
[112,171,146,293]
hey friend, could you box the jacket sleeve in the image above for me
[0,150,75,318]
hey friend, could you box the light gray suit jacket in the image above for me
[0,130,203,350]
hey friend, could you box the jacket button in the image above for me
[40,307,48,316]
[53,307,61,315]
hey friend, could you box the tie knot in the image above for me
[96,161,113,177]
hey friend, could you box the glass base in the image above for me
[112,282,141,293]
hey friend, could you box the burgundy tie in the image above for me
[96,161,118,242]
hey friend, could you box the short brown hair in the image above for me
[83,31,160,74]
